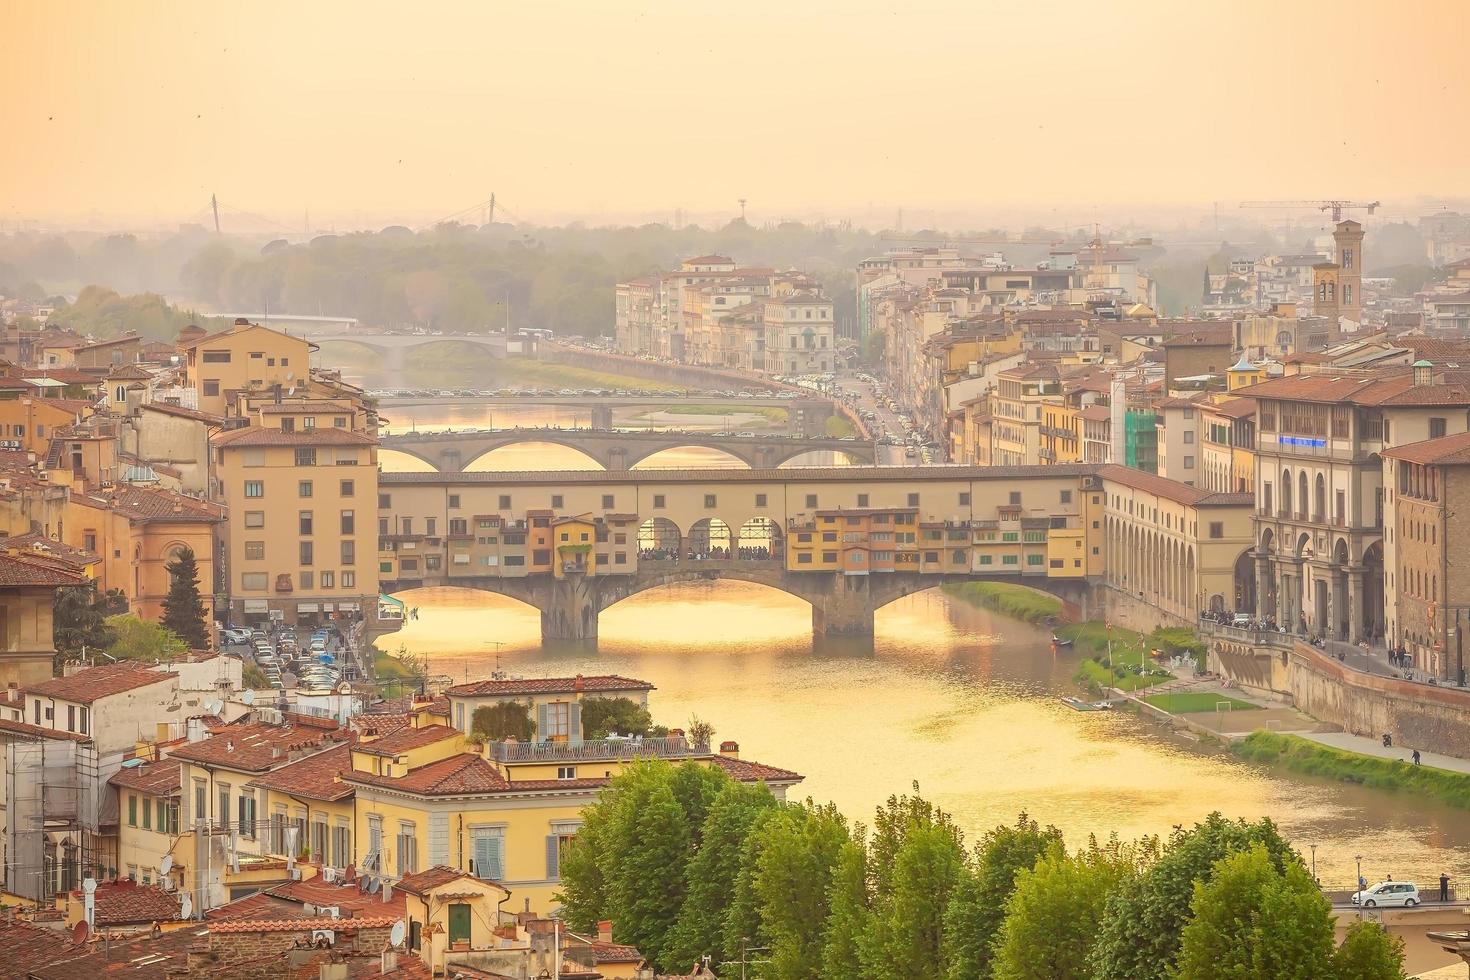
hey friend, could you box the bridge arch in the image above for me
[380,447,447,472]
[626,444,756,470]
[463,439,607,471]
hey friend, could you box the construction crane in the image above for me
[1239,199,1381,223]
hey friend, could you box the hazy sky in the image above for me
[3,0,1467,228]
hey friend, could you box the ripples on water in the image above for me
[388,581,1470,898]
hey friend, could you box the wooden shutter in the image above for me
[568,702,582,745]
[536,703,549,742]
[473,834,504,880]
[546,835,560,879]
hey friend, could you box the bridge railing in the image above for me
[488,735,710,763]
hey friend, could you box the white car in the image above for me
[1351,881,1419,908]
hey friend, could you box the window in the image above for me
[298,481,315,499]
[959,492,970,505]
[907,492,919,507]
[299,511,313,535]
[379,493,392,508]
[342,571,356,587]
[294,448,317,466]
[755,493,767,507]
[472,829,505,880]
[244,481,264,498]
[299,541,314,565]
[201,350,231,363]
[395,822,418,874]
[342,541,356,564]
[332,823,350,867]
[339,479,354,498]
[449,517,467,535]
[542,701,571,740]
[1183,431,1195,444]
[302,417,315,430]
[1002,554,1019,565]
[80,706,89,735]
[652,494,665,509]
[1009,492,1022,506]
[245,540,265,562]
[857,493,869,507]
[1209,522,1224,539]
[499,494,512,509]
[203,380,220,397]
[128,794,137,827]
[557,766,578,780]
[312,819,328,864]
[822,551,838,562]
[66,704,75,732]
[1430,417,1447,439]
[218,784,231,825]
[602,494,615,508]
[239,792,256,838]
[1184,456,1195,469]
[242,572,268,590]
[299,571,313,589]
[341,510,355,534]
[280,417,295,433]
[83,531,96,552]
[704,494,717,508]
[321,571,334,587]
[806,494,818,508]
[551,495,564,509]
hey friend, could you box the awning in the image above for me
[243,599,269,613]
[297,603,320,613]
[378,594,405,609]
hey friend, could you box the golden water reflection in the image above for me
[387,581,1470,897]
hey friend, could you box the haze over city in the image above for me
[4,0,1469,229]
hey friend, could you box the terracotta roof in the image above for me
[82,879,187,925]
[0,922,81,976]
[356,724,461,757]
[0,717,92,742]
[0,548,90,587]
[209,914,402,934]
[169,719,344,773]
[1080,406,1112,422]
[212,424,376,448]
[255,400,354,414]
[24,663,174,704]
[345,753,510,795]
[708,754,804,784]
[1208,398,1257,420]
[567,932,644,964]
[1383,432,1470,466]
[1098,464,1253,507]
[109,757,182,795]
[683,254,734,264]
[394,865,483,896]
[142,401,225,424]
[28,923,206,980]
[352,712,413,738]
[72,483,224,523]
[207,875,407,921]
[104,363,152,381]
[446,674,654,697]
[18,368,102,385]
[246,742,353,801]
[0,533,100,571]
[1244,370,1470,407]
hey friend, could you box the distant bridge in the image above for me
[377,395,836,435]
[379,427,875,471]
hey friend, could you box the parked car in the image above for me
[1351,882,1419,908]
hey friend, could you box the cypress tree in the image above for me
[161,547,209,649]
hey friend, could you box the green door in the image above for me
[448,903,471,944]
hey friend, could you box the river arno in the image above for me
[385,580,1470,895]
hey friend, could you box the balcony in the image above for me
[489,735,710,763]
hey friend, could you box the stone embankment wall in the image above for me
[1208,634,1470,757]
[1102,586,1192,635]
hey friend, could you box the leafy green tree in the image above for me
[580,697,655,738]
[53,585,127,658]
[665,780,779,967]
[470,702,534,742]
[243,662,270,689]
[667,760,730,848]
[1092,812,1296,980]
[750,802,851,979]
[1175,844,1335,980]
[992,839,1143,980]
[865,787,962,901]
[161,547,209,649]
[820,838,870,979]
[610,784,691,968]
[863,821,966,980]
[944,811,1063,980]
[1332,920,1407,980]
[104,614,185,662]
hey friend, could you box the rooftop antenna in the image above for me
[211,194,220,234]
[738,198,747,222]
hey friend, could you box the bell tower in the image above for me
[1333,219,1364,326]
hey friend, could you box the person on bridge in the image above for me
[1441,873,1451,902]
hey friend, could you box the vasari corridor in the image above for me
[3,2,1470,977]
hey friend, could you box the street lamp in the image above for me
[1355,854,1363,919]
[1309,844,1317,884]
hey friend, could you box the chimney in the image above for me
[573,674,584,692]
[719,741,740,759]
[598,920,613,944]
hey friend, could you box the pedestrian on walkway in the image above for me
[1441,873,1450,902]
[1413,749,1422,765]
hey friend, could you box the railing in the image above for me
[489,735,710,763]
[1199,617,1294,648]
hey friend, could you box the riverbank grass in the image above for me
[941,581,1064,624]
[1232,731,1470,810]
[1144,692,1260,713]
[1073,657,1170,692]
[373,646,415,680]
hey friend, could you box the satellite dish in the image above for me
[72,920,90,945]
[159,855,173,876]
[358,877,370,894]
[241,690,255,706]
[390,921,406,948]
[206,700,222,715]
[367,878,381,895]
[180,894,193,919]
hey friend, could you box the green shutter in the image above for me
[473,835,504,881]
[449,904,471,943]
[546,835,560,879]
[536,703,549,742]
[568,702,582,745]
[128,795,137,827]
